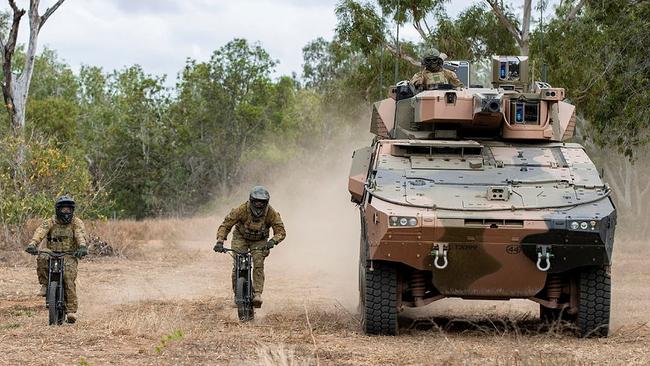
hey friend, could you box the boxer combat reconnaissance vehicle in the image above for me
[349,56,616,337]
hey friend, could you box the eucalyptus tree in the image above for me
[1,0,65,136]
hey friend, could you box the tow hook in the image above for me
[431,243,449,269]
[536,245,554,272]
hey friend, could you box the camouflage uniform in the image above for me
[28,216,87,313]
[216,202,286,297]
[410,69,464,89]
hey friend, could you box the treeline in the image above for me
[1,0,648,225]
[0,39,352,222]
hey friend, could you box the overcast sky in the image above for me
[11,0,524,82]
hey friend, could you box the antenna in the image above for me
[393,0,400,84]
[540,0,547,82]
[379,7,384,99]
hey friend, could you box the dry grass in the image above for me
[0,219,648,365]
[257,344,313,366]
[100,301,185,337]
[84,216,217,258]
[0,216,217,264]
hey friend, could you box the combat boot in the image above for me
[38,284,47,297]
[252,294,263,308]
[65,313,77,324]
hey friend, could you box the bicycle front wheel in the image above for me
[47,282,60,325]
[236,277,254,322]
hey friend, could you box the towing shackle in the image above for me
[536,245,554,272]
[432,243,449,269]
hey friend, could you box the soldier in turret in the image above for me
[411,49,464,89]
[214,186,286,308]
[24,196,88,324]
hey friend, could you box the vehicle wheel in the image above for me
[236,277,254,322]
[47,282,59,326]
[576,266,611,337]
[362,262,398,335]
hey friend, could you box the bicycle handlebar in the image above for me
[33,250,77,257]
[220,247,266,255]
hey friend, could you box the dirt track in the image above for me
[0,236,649,366]
[1,140,649,365]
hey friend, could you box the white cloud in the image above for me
[7,0,524,84]
[16,0,337,83]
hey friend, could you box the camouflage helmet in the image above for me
[422,48,448,61]
[422,48,447,71]
[55,195,75,224]
[249,186,270,218]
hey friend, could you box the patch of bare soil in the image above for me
[0,237,648,366]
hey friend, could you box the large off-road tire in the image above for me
[47,282,61,326]
[362,262,398,335]
[236,277,254,322]
[576,266,611,337]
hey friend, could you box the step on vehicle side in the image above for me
[349,56,616,337]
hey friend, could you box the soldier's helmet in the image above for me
[422,48,447,71]
[249,186,270,218]
[55,195,75,224]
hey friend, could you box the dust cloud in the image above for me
[260,129,372,310]
[265,132,372,309]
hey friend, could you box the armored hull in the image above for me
[350,57,616,337]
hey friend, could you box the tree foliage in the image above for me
[530,0,650,156]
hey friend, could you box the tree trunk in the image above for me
[1,0,66,137]
[485,0,532,56]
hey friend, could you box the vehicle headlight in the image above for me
[389,216,418,227]
[568,220,598,231]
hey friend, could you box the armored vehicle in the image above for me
[349,56,616,337]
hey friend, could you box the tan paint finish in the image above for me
[373,85,577,142]
[414,91,475,123]
[371,100,396,138]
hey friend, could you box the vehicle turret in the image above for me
[371,56,576,142]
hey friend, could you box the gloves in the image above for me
[25,243,38,255]
[213,241,225,253]
[74,245,88,259]
[266,239,277,250]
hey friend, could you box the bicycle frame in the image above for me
[37,250,74,325]
[224,248,256,306]
[219,247,267,321]
[47,254,66,312]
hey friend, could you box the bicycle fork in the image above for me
[47,257,65,312]
[235,254,254,305]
